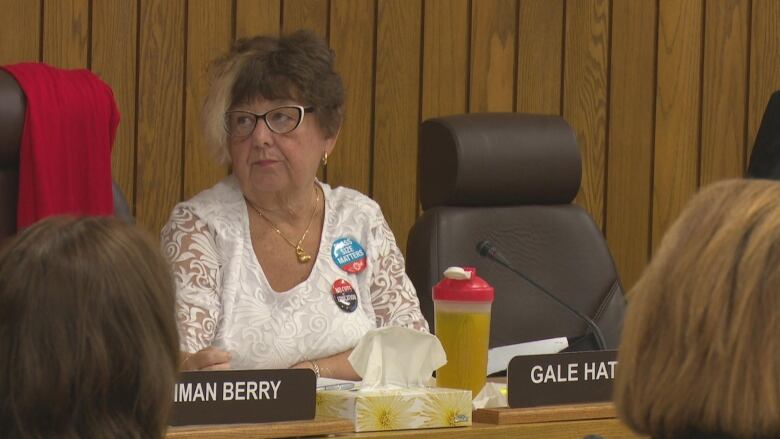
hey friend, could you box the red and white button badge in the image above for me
[331,279,358,313]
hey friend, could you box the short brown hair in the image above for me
[0,217,179,438]
[203,30,345,164]
[615,179,780,439]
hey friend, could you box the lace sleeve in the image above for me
[161,205,221,353]
[369,210,430,332]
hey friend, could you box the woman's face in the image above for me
[228,97,336,197]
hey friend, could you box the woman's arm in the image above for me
[162,205,226,366]
[291,349,360,381]
[368,210,430,332]
[180,347,231,371]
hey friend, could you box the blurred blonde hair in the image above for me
[615,178,780,439]
[203,30,345,165]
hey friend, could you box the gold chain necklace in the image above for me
[246,186,320,263]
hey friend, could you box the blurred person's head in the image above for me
[0,216,179,438]
[615,179,780,439]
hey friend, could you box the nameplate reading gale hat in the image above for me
[507,350,618,408]
[169,369,316,426]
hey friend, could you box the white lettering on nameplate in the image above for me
[174,380,281,402]
[174,382,218,402]
[530,361,617,384]
[583,361,617,381]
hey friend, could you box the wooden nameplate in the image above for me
[170,369,316,426]
[472,402,617,425]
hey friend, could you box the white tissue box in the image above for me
[317,387,472,432]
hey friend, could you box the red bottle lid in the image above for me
[432,267,494,303]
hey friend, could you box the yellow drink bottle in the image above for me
[433,267,494,397]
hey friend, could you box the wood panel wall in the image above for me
[2,0,779,290]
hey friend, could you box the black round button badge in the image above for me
[331,279,358,313]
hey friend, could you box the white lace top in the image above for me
[161,176,429,369]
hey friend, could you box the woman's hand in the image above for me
[181,347,231,371]
[291,360,319,375]
[290,350,360,381]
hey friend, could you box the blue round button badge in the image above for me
[331,237,367,274]
[331,279,358,313]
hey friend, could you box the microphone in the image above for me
[476,240,607,350]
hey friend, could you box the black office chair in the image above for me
[747,91,780,179]
[0,68,131,241]
[406,113,626,350]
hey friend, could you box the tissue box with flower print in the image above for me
[325,327,471,432]
[317,387,472,432]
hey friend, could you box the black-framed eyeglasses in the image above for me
[224,105,315,136]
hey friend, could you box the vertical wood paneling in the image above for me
[92,0,138,212]
[374,0,421,254]
[282,0,328,37]
[183,0,231,200]
[236,0,281,39]
[0,0,41,64]
[42,0,89,68]
[700,0,749,185]
[469,0,516,112]
[421,0,469,120]
[4,1,777,285]
[652,0,703,249]
[563,0,610,229]
[747,0,780,162]
[136,0,185,236]
[606,0,656,291]
[516,0,563,115]
[282,0,328,182]
[328,0,374,195]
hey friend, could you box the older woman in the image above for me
[162,30,428,379]
[0,217,179,438]
[614,179,780,439]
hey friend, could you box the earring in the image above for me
[321,152,328,166]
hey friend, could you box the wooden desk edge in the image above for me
[166,415,353,438]
[165,403,628,438]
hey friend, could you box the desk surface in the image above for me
[338,418,642,438]
[167,416,354,438]
[166,403,646,439]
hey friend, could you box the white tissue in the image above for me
[486,337,569,375]
[348,327,447,390]
[472,382,508,409]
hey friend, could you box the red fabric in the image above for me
[1,63,119,230]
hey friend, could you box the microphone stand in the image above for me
[477,240,607,350]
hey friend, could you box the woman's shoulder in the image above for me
[170,175,244,223]
[323,183,381,215]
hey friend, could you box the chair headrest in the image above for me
[418,113,581,210]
